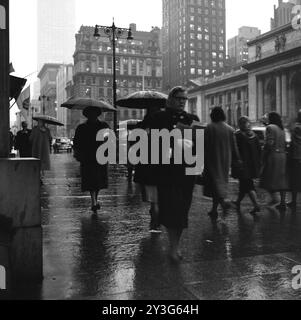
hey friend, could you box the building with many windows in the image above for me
[71,24,163,129]
[56,64,74,137]
[188,22,301,128]
[162,0,226,90]
[37,63,61,118]
[228,27,261,64]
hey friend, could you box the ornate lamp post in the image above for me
[94,20,133,132]
[39,94,50,115]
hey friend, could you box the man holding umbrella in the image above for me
[30,115,63,182]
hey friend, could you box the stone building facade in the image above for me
[188,22,301,127]
[72,24,163,129]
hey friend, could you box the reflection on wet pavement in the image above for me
[11,154,301,300]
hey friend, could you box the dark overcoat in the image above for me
[73,120,109,192]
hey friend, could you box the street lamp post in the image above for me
[39,95,50,115]
[94,21,133,132]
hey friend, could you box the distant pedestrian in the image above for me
[288,109,301,212]
[144,86,199,262]
[9,130,15,154]
[30,119,52,179]
[134,105,162,233]
[260,112,289,211]
[232,116,262,215]
[15,121,32,157]
[73,107,109,215]
[203,107,236,220]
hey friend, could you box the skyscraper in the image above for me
[37,0,76,71]
[162,0,226,90]
[228,26,261,64]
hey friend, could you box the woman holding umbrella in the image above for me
[117,90,167,233]
[73,106,110,214]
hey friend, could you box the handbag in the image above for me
[231,160,244,179]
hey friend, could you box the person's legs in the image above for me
[90,191,98,213]
[248,190,260,214]
[167,228,183,262]
[208,198,219,219]
[268,191,279,206]
[149,202,161,232]
[233,183,245,213]
[95,190,101,209]
[288,192,298,210]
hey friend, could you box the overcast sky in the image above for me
[10,0,279,81]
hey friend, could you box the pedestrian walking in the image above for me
[288,109,301,212]
[73,106,109,215]
[30,119,52,179]
[134,105,162,233]
[232,116,262,215]
[260,112,289,211]
[143,86,199,262]
[203,107,236,220]
[15,121,32,157]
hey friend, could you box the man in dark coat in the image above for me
[15,121,32,157]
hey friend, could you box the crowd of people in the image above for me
[12,86,301,263]
[71,85,301,263]
[10,119,53,183]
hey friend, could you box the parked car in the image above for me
[252,126,291,149]
[53,137,72,153]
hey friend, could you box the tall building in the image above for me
[37,0,76,71]
[271,0,301,29]
[162,0,226,90]
[71,24,163,129]
[56,64,74,137]
[37,63,61,118]
[228,27,261,64]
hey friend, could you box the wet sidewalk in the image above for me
[10,153,301,300]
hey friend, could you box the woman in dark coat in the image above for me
[288,109,301,211]
[203,107,236,220]
[232,116,262,215]
[145,86,199,262]
[260,112,289,211]
[73,107,109,214]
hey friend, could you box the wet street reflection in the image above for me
[12,153,301,300]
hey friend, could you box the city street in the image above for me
[8,153,301,300]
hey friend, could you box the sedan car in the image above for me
[53,137,73,153]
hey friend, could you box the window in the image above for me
[98,88,104,97]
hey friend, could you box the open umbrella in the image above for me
[116,90,168,109]
[61,97,116,112]
[32,115,64,126]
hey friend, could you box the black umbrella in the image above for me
[116,90,168,109]
[32,115,64,126]
[61,97,116,112]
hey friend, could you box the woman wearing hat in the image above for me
[73,107,110,214]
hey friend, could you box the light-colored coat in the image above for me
[260,124,289,191]
[204,122,235,199]
[30,126,52,171]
